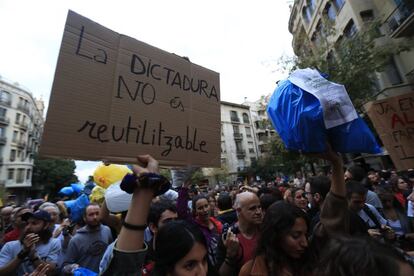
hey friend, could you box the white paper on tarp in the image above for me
[171,166,199,188]
[105,181,132,213]
[288,68,358,129]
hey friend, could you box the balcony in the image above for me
[17,103,30,115]
[233,133,243,140]
[17,140,26,149]
[230,117,240,123]
[0,136,7,145]
[236,150,246,159]
[18,122,28,131]
[0,116,9,125]
[385,1,414,38]
[0,98,11,107]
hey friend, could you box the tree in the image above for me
[279,19,410,110]
[32,154,78,197]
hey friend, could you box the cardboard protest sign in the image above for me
[366,91,414,171]
[40,10,221,167]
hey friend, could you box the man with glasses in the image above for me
[305,176,332,233]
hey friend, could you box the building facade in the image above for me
[220,101,259,177]
[0,78,44,194]
[289,0,414,99]
[243,96,277,157]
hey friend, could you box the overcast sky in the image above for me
[0,0,294,182]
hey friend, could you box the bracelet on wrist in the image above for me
[122,221,148,231]
[120,173,171,196]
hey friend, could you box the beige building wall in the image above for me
[0,78,44,191]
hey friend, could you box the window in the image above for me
[249,148,255,153]
[0,91,11,105]
[250,157,257,163]
[10,149,16,161]
[360,10,374,22]
[325,3,336,21]
[20,151,25,161]
[385,58,403,85]
[344,20,357,38]
[0,127,4,137]
[235,141,243,152]
[233,125,240,134]
[245,127,252,137]
[333,0,345,10]
[230,111,239,122]
[15,113,21,124]
[12,131,18,142]
[242,113,250,124]
[26,169,31,180]
[17,169,25,183]
[0,107,6,117]
[8,169,14,180]
[221,124,224,136]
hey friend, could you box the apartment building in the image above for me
[0,77,44,194]
[220,101,259,176]
[289,0,414,99]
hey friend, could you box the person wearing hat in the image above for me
[0,210,61,276]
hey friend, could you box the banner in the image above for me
[40,10,221,167]
[366,92,414,171]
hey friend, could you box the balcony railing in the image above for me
[233,133,243,140]
[230,117,240,123]
[0,116,9,125]
[0,99,11,107]
[385,1,414,38]
[0,136,7,145]
[236,150,246,159]
[17,103,30,114]
[17,140,26,149]
[18,122,28,131]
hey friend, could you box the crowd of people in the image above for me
[0,148,414,275]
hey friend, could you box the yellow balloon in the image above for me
[89,186,106,204]
[93,164,132,189]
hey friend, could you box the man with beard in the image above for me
[63,204,113,273]
[217,191,263,276]
[0,209,61,275]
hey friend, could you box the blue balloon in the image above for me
[58,186,74,196]
[64,194,90,222]
[71,183,85,194]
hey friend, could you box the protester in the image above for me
[345,165,384,212]
[239,144,347,276]
[217,191,262,276]
[291,187,308,212]
[0,210,61,275]
[390,176,410,211]
[99,154,212,275]
[0,206,14,238]
[2,207,31,245]
[306,175,332,232]
[177,181,223,268]
[216,192,237,225]
[63,204,113,273]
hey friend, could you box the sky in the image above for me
[0,0,294,182]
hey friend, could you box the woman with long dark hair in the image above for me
[100,155,211,276]
[239,146,348,276]
[152,220,208,276]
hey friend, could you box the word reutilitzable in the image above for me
[77,116,208,157]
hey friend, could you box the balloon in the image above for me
[64,194,90,222]
[59,186,74,197]
[93,164,132,189]
[90,186,106,204]
[71,183,85,194]
[105,181,132,213]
